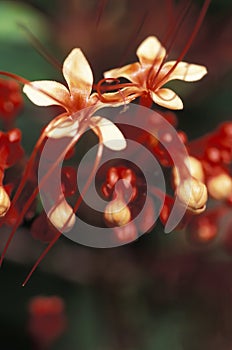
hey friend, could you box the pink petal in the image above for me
[46,116,79,139]
[162,61,207,82]
[151,88,183,110]
[104,62,141,84]
[23,80,70,107]
[91,116,127,151]
[63,48,93,97]
[136,36,166,66]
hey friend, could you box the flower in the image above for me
[23,48,126,151]
[104,36,207,110]
[0,78,23,127]
[28,295,67,348]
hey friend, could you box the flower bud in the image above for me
[104,198,131,226]
[48,200,75,232]
[173,156,204,187]
[176,177,208,213]
[207,173,232,200]
[0,186,11,217]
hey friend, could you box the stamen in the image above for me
[157,0,211,88]
[0,121,81,267]
[17,23,62,71]
[118,11,148,66]
[22,231,61,287]
[96,78,136,102]
[148,0,194,89]
[22,126,104,286]
[95,0,108,28]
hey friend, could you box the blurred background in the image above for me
[0,1,232,349]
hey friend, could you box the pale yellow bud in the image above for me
[207,173,232,200]
[0,186,10,217]
[104,198,131,226]
[176,177,208,213]
[48,200,76,232]
[173,156,204,187]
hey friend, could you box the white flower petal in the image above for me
[63,48,93,97]
[104,62,141,84]
[46,116,79,139]
[151,88,183,110]
[23,80,70,107]
[91,116,127,151]
[162,61,207,82]
[136,36,166,66]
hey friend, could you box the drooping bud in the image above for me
[176,177,208,214]
[0,186,11,217]
[104,197,131,227]
[207,173,232,200]
[173,156,204,187]
[48,199,75,232]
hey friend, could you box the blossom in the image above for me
[23,48,126,150]
[104,36,207,110]
[28,295,67,348]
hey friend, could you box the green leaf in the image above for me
[0,1,49,43]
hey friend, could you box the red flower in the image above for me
[28,296,67,348]
[0,79,23,128]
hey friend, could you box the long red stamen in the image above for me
[73,125,104,213]
[17,23,62,71]
[22,231,62,287]
[11,113,67,207]
[22,127,104,286]
[118,11,148,66]
[148,0,193,88]
[0,123,82,267]
[95,0,108,28]
[157,0,211,88]
[96,78,138,103]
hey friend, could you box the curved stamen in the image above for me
[17,23,62,71]
[11,113,68,207]
[148,0,194,89]
[96,78,139,104]
[156,0,211,90]
[22,125,104,286]
[0,118,83,267]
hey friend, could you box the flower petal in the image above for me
[63,48,93,97]
[151,88,183,110]
[23,81,70,107]
[46,116,79,139]
[91,116,127,151]
[162,61,207,82]
[136,36,166,66]
[104,62,141,84]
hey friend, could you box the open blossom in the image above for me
[104,36,207,110]
[23,48,126,150]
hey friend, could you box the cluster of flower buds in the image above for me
[185,121,232,245]
[102,165,145,242]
